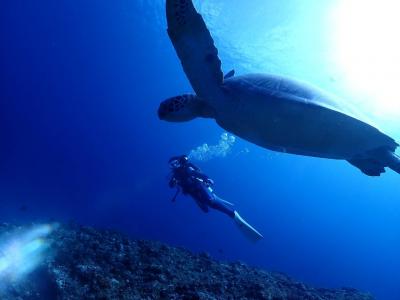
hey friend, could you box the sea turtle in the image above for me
[158,0,400,176]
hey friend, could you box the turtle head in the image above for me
[158,94,214,122]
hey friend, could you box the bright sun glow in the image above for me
[331,0,400,118]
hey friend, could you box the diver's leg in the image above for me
[192,185,234,217]
[193,198,209,213]
[190,186,210,213]
[208,194,235,218]
[209,194,263,241]
[204,188,263,241]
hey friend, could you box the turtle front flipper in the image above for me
[166,0,223,101]
[158,94,215,122]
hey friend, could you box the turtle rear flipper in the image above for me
[166,0,224,101]
[379,150,400,174]
[348,158,386,176]
[349,148,400,176]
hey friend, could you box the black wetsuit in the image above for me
[170,163,235,218]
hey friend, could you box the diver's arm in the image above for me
[171,186,180,202]
[169,175,180,202]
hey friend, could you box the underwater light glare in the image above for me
[0,224,55,282]
[331,0,400,117]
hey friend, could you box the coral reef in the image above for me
[0,223,374,300]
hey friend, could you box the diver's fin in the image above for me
[224,69,235,79]
[233,211,263,242]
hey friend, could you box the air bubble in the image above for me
[188,132,236,162]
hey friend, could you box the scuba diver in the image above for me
[168,155,263,242]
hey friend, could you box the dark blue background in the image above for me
[0,1,399,299]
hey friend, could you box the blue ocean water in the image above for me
[0,0,399,299]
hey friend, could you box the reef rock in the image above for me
[0,223,374,300]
